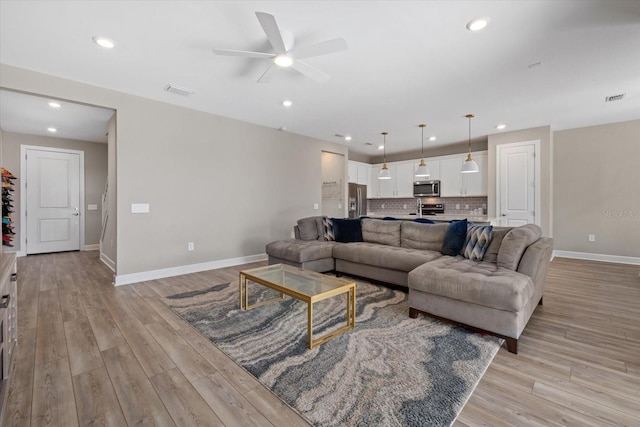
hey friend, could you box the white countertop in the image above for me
[367,212,495,222]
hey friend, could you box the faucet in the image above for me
[416,198,422,218]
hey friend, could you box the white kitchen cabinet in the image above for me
[439,157,464,197]
[412,159,440,181]
[463,153,487,196]
[369,162,413,198]
[348,161,371,187]
[439,152,488,197]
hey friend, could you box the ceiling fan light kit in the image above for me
[415,123,430,178]
[378,132,392,180]
[461,114,480,174]
[212,11,347,83]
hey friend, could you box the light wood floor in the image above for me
[1,252,639,426]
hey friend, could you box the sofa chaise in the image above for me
[266,216,553,353]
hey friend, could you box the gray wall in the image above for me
[554,119,640,257]
[1,64,348,277]
[488,126,553,237]
[1,132,108,249]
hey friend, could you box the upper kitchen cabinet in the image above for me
[439,152,488,197]
[347,161,371,187]
[413,159,440,181]
[369,162,413,198]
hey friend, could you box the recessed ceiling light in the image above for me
[345,136,352,141]
[92,36,115,49]
[496,124,507,130]
[378,145,384,150]
[274,55,293,67]
[429,136,436,141]
[48,101,61,108]
[47,127,57,133]
[282,100,293,107]
[466,17,490,31]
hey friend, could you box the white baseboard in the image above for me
[114,253,268,286]
[553,250,640,266]
[100,253,116,272]
[83,244,100,251]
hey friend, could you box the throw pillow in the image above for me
[331,218,363,243]
[322,217,335,241]
[297,217,319,241]
[413,218,435,224]
[462,224,493,261]
[497,224,542,270]
[482,227,511,263]
[440,219,468,256]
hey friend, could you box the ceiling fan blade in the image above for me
[257,64,278,83]
[292,38,348,59]
[212,48,275,59]
[291,60,330,83]
[255,12,287,54]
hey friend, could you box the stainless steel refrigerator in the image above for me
[348,183,367,218]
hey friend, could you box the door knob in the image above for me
[501,213,507,217]
[72,213,79,216]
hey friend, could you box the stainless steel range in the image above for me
[421,203,445,216]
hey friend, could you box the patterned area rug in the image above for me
[163,278,502,427]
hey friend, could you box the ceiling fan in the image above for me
[212,12,347,83]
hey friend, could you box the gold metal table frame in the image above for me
[239,264,356,349]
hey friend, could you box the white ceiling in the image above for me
[0,90,114,143]
[1,1,639,157]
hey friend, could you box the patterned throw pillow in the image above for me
[322,216,335,241]
[462,224,493,261]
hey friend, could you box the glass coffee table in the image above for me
[239,264,356,349]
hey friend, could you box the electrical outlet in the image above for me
[188,242,195,251]
[403,204,407,209]
[456,204,460,210]
[465,204,469,209]
[588,234,596,242]
[382,204,385,209]
[313,203,319,210]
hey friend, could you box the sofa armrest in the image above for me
[294,225,301,240]
[517,237,554,288]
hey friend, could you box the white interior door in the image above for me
[498,143,537,226]
[26,149,81,254]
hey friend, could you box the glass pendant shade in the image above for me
[461,153,479,173]
[379,163,392,179]
[461,114,479,174]
[415,124,430,178]
[378,131,392,179]
[415,159,430,178]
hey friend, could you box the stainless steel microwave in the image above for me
[413,180,440,197]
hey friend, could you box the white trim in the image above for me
[20,145,86,254]
[553,250,640,266]
[83,244,100,251]
[114,253,268,286]
[100,252,116,272]
[495,140,541,227]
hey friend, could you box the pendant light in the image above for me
[378,132,391,180]
[414,124,430,178]
[461,114,479,173]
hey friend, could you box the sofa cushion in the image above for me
[332,218,363,243]
[333,242,441,272]
[462,224,493,261]
[297,217,321,241]
[497,224,542,270]
[482,227,512,263]
[362,218,401,247]
[440,219,468,256]
[266,239,337,263]
[408,256,535,312]
[401,222,449,251]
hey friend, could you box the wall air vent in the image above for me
[605,93,625,102]
[164,84,195,96]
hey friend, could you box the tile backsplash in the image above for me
[368,197,488,215]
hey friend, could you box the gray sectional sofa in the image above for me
[266,216,554,353]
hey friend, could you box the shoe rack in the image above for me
[1,168,16,249]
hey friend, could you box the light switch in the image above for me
[88,204,98,211]
[131,203,150,214]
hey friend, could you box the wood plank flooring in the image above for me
[1,251,639,426]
